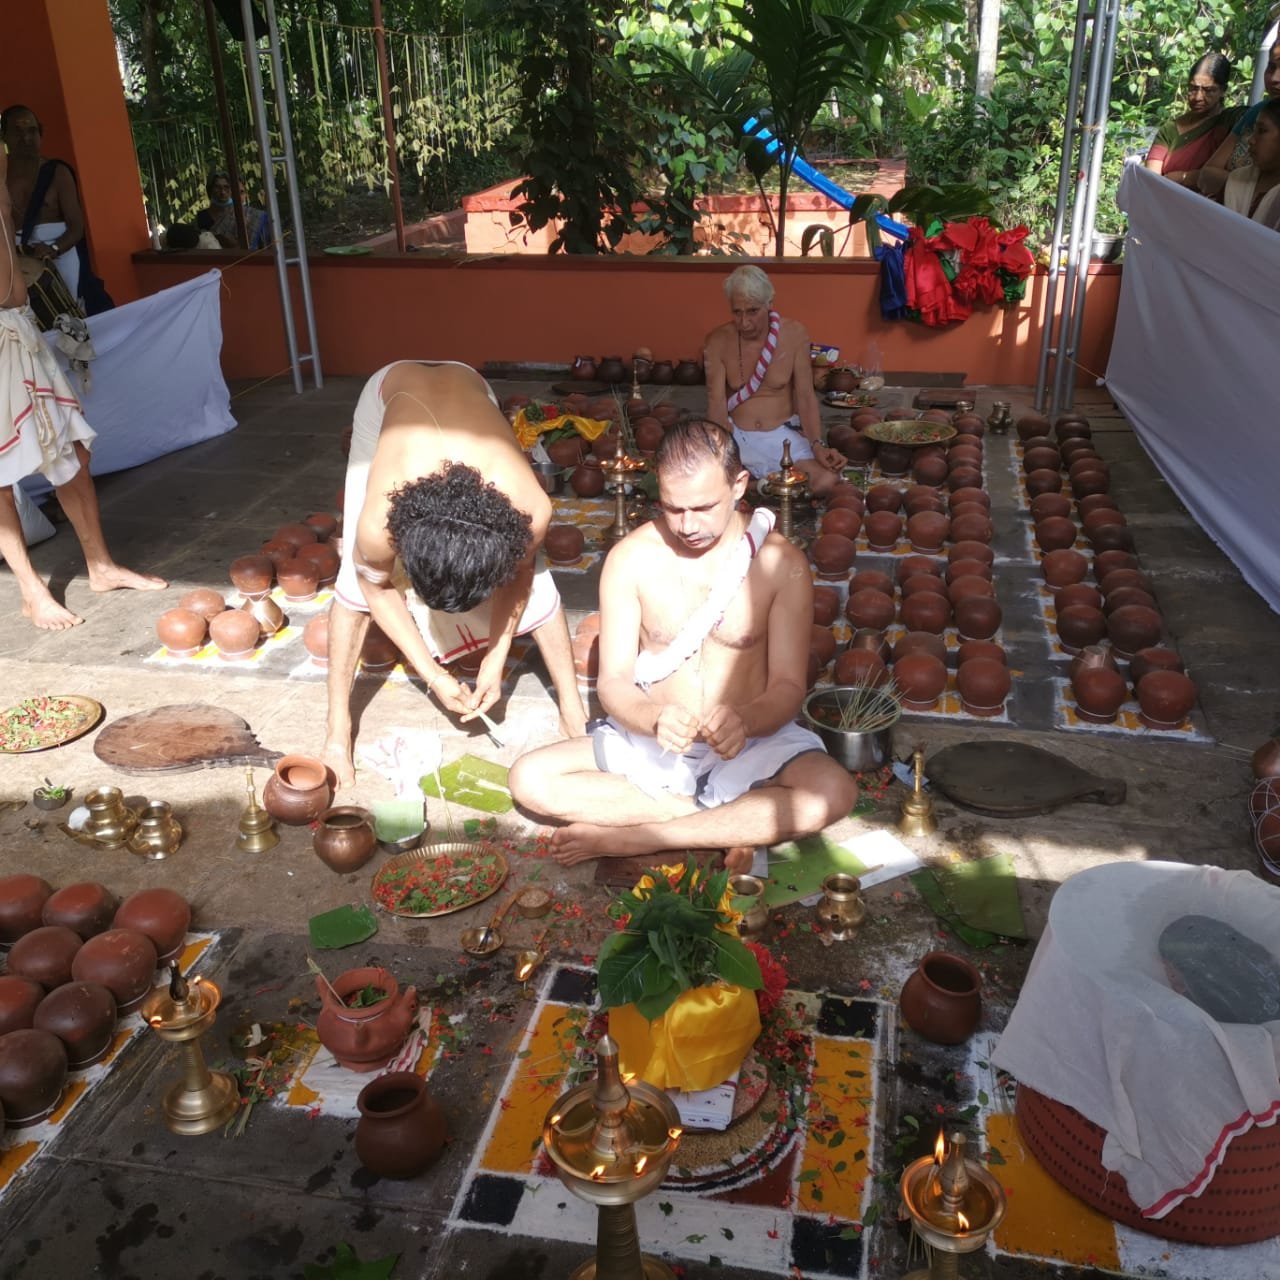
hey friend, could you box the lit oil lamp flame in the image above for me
[957,1210,970,1233]
[621,1071,636,1084]
[590,1164,606,1180]
[668,1126,683,1143]
[634,1155,648,1175]
[516,961,534,981]
[549,1113,562,1128]
[934,1130,946,1163]
[148,1014,164,1027]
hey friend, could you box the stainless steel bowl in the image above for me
[802,686,901,772]
[377,829,426,856]
[531,461,565,495]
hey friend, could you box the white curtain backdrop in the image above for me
[23,270,236,503]
[1107,164,1280,614]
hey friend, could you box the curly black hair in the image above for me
[386,462,533,613]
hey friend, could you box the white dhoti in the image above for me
[0,305,95,489]
[24,222,80,303]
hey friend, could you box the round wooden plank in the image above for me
[93,703,280,773]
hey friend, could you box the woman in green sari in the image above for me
[1145,53,1242,191]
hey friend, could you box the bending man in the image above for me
[510,419,857,867]
[324,361,587,786]
[704,264,846,497]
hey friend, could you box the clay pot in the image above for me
[900,953,982,1044]
[1016,413,1050,438]
[0,976,45,1036]
[948,445,983,471]
[210,608,261,660]
[843,432,878,463]
[850,570,895,598]
[228,554,274,598]
[826,488,865,514]
[0,876,55,948]
[846,589,896,632]
[827,425,857,455]
[1107,604,1162,658]
[241,594,284,639]
[1041,548,1088,590]
[894,631,947,666]
[811,534,857,578]
[1034,516,1078,553]
[597,356,626,384]
[1094,550,1140,582]
[834,648,891,688]
[547,436,586,468]
[1055,416,1092,439]
[649,360,674,385]
[178,588,226,622]
[812,586,841,627]
[1071,469,1111,500]
[570,461,606,498]
[1128,644,1183,684]
[876,443,913,476]
[893,653,948,710]
[304,512,339,541]
[545,525,586,564]
[313,807,378,874]
[947,575,996,607]
[114,889,191,964]
[1023,446,1062,473]
[820,508,862,541]
[1026,469,1064,499]
[851,410,882,430]
[303,614,330,665]
[33,982,117,1070]
[1104,587,1158,616]
[6,926,82,990]
[260,538,296,570]
[956,659,1011,716]
[1069,645,1120,684]
[921,409,953,425]
[571,355,597,382]
[1252,739,1280,780]
[1077,494,1119,519]
[591,429,622,461]
[896,555,942,585]
[1030,492,1073,523]
[957,640,1007,668]
[912,454,949,487]
[866,484,903,513]
[42,883,118,941]
[849,628,892,663]
[361,624,399,670]
[674,359,702,386]
[1056,583,1104,614]
[954,413,985,433]
[901,574,948,600]
[1082,509,1127,541]
[907,512,949,554]
[277,558,319,603]
[0,1029,68,1126]
[899,592,951,636]
[1099,568,1152,598]
[263,754,334,827]
[1072,667,1128,723]
[1089,523,1136,553]
[950,511,993,545]
[949,486,990,512]
[864,511,903,551]
[274,522,318,553]
[947,466,984,493]
[295,541,340,585]
[1059,438,1098,466]
[317,966,418,1072]
[633,418,665,454]
[1135,671,1196,729]
[355,1070,447,1179]
[70,928,158,1014]
[904,493,947,518]
[155,608,206,655]
[810,626,838,668]
[573,613,601,682]
[945,559,992,588]
[1056,605,1107,653]
[955,597,1002,642]
[948,541,994,568]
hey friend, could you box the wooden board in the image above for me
[927,740,1126,817]
[93,703,281,774]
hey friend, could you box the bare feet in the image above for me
[321,739,356,789]
[88,563,167,593]
[21,592,83,630]
[551,822,659,866]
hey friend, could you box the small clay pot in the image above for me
[5,926,82,990]
[295,541,340,585]
[849,628,892,663]
[947,575,996,607]
[361,624,399,671]
[904,493,947,518]
[241,594,285,639]
[843,432,878,463]
[42,883,118,941]
[954,414,985,434]
[1056,605,1107,653]
[1107,604,1162,658]
[303,614,330,665]
[673,359,702,386]
[950,511,993,544]
[263,754,334,827]
[1100,568,1152,598]
[956,659,1011,716]
[1056,583,1104,613]
[948,541,994,568]
[570,461,606,498]
[649,360,674,385]
[827,425,858,455]
[1071,667,1128,723]
[1251,739,1280,780]
[946,558,992,586]
[0,876,55,947]
[834,648,891,687]
[947,466,984,492]
[591,429,622,461]
[316,967,418,1072]
[70,928,158,1014]
[571,355,597,382]
[1071,469,1111,500]
[955,596,1002,642]
[33,982,118,1069]
[209,608,261,660]
[949,486,990,511]
[1094,550,1140,582]
[896,555,942,585]
[1077,493,1119,518]
[820,508,862,541]
[545,525,586,564]
[547,436,585,468]
[900,592,951,635]
[907,512,949,554]
[957,640,1007,668]
[1055,416,1093,439]
[155,607,207,656]
[277,558,320,603]
[866,484,904,513]
[864,511,903,551]
[1129,647,1185,688]
[876,444,913,476]
[810,626,837,668]
[0,1028,68,1126]
[899,953,982,1044]
[1082,509,1127,541]
[893,654,948,710]
[948,445,983,471]
[1023,446,1062,473]
[177,588,226,622]
[313,807,378,874]
[113,889,191,965]
[850,570,896,598]
[826,487,865,514]
[1089,523,1136,553]
[811,534,857,578]
[355,1071,447,1179]
[1069,644,1120,684]
[901,573,949,600]
[1135,671,1196,729]
[260,538,296,571]
[846,589,896,632]
[304,512,339,541]
[894,631,947,665]
[273,523,318,553]
[229,554,275,598]
[1016,413,1050,438]
[0,976,45,1036]
[912,454,949,487]
[1104,587,1158,616]
[1030,492,1073,523]
[812,586,841,627]
[1041,549,1088,591]
[1034,516,1078,553]
[1026,469,1064,499]
[633,418,665,454]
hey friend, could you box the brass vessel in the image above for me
[899,746,938,836]
[729,873,769,939]
[814,873,866,940]
[128,800,183,860]
[82,786,139,848]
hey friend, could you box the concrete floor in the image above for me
[0,375,1276,1279]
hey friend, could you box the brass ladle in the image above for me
[460,891,518,956]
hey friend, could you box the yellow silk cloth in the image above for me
[609,983,761,1093]
[512,410,609,451]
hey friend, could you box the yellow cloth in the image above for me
[609,983,761,1093]
[511,410,610,451]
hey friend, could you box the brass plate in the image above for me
[862,419,957,447]
[370,841,509,918]
[822,391,878,408]
[0,694,105,754]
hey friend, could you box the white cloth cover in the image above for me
[22,270,235,502]
[1106,164,1280,614]
[992,861,1280,1218]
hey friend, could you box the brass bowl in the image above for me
[460,927,503,957]
[515,887,552,919]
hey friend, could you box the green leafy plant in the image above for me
[596,862,762,1021]
[35,778,69,800]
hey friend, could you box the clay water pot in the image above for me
[1072,667,1128,723]
[0,877,55,948]
[811,534,857,578]
[850,570,895,598]
[901,573,948,600]
[674,359,702,386]
[277,558,319,603]
[810,626,838,668]
[596,357,626,384]
[948,486,990,511]
[948,541,994,568]
[210,608,261,660]
[1107,604,1162,658]
[1069,454,1109,480]
[295,541,340,585]
[947,465,983,492]
[571,355,597,382]
[591,429,623,460]
[1034,516,1078,552]
[846,589,896,632]
[947,575,996,607]
[1023,446,1062,473]
[1082,509,1127,541]
[866,484,904,513]
[849,628,892,663]
[177,588,226,623]
[955,597,1002,642]
[34,982,117,1070]
[820,508,862,541]
[1136,671,1196,729]
[894,631,947,666]
[1030,492,1073,523]
[1020,435,1057,456]
[649,360,674,385]
[1077,493,1119,518]
[70,928,158,1014]
[0,977,45,1036]
[947,445,983,471]
[956,659,1011,716]
[947,497,987,523]
[303,614,330,665]
[851,410,882,430]
[904,493,947,519]
[1251,739,1280,780]
[1056,583,1104,614]
[1056,605,1107,653]
[812,586,841,627]
[1071,469,1111,500]
[1103,587,1158,616]
[274,523,317,553]
[1099,568,1152,598]
[547,436,586,468]
[263,754,333,826]
[1055,416,1092,440]
[1094,550,1140,582]
[304,512,339,541]
[6,926,83,990]
[954,413,985,433]
[1025,469,1063,499]
[228,554,274,598]
[876,444,913,476]
[899,953,982,1044]
[957,640,1007,668]
[899,593,951,635]
[545,525,586,564]
[907,512,949,553]
[573,613,601,681]
[826,489,865,514]
[1129,647,1184,688]
[896,555,942,585]
[313,807,378,874]
[921,409,952,425]
[1016,413,1050,438]
[843,432,878,463]
[1069,645,1120,684]
[827,425,858,455]
[355,1070,447,1179]
[43,883,118,940]
[834,648,891,687]
[633,418,665,454]
[114,889,191,964]
[570,461,606,498]
[0,1029,68,1126]
[893,654,948,711]
[1042,548,1089,590]
[1058,436,1098,463]
[946,559,993,589]
[912,454,949,487]
[864,511,903,551]
[950,511,993,544]
[361,624,399,671]
[1089,523,1136,553]
[952,432,984,453]
[260,538,296,571]
[317,966,418,1072]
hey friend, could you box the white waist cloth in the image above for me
[0,305,94,488]
[992,861,1280,1217]
[730,418,814,479]
[23,222,80,302]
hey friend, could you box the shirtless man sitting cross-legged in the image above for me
[509,419,857,869]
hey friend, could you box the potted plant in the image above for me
[31,779,71,811]
[598,862,763,1092]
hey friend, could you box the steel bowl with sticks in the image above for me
[803,675,903,772]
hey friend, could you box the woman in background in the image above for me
[1145,53,1240,191]
[1198,39,1280,199]
[1223,98,1280,229]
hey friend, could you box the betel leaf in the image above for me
[598,938,663,1009]
[633,971,684,1021]
[705,930,763,990]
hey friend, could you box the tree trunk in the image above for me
[775,162,790,256]
[976,0,1001,105]
[138,0,171,113]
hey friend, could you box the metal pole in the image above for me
[201,0,248,250]
[371,0,407,253]
[1034,0,1092,411]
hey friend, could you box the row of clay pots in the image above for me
[570,355,702,386]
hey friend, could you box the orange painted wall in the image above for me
[134,253,1120,389]
[1,0,148,302]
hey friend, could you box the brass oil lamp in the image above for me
[899,746,938,836]
[600,436,648,548]
[760,439,810,546]
[236,769,279,853]
[542,1034,683,1279]
[900,1130,1008,1279]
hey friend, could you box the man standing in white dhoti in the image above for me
[509,419,857,868]
[0,145,164,629]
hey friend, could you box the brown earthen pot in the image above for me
[948,541,994,568]
[950,511,993,544]
[1056,605,1107,653]
[1103,587,1158,616]
[304,512,339,541]
[811,534,857,578]
[0,876,54,948]
[810,626,838,668]
[1077,496,1120,522]
[864,511,903,551]
[633,418,665,454]
[0,1028,68,1126]
[1026,469,1064,499]
[1021,435,1056,454]
[1069,455,1109,481]
[1023,446,1062,473]
[904,492,947,519]
[820,508,862,541]
[957,640,1007,668]
[1055,417,1092,440]
[1056,583,1104,613]
[954,414,985,434]
[33,982,117,1069]
[893,654,948,710]
[907,512,949,553]
[1016,413,1050,438]
[571,355,597,382]
[5,926,82,991]
[313,807,378,874]
[843,432,879,464]
[573,613,601,682]
[295,541,340,585]
[1034,516,1078,553]
[1030,492,1073,523]
[956,658,1011,716]
[1093,550,1140,582]
[277,558,319,603]
[812,586,841,627]
[1082,509,1127,541]
[274,522,318,553]
[948,445,983,472]
[263,754,334,827]
[848,626,891,659]
[209,608,261,660]
[42,883,118,940]
[850,570,896,598]
[155,607,207,656]
[896,555,942,585]
[947,466,984,492]
[846,589,896,632]
[354,1070,447,1179]
[899,953,982,1044]
[912,454,949,487]
[1089,523,1136,554]
[1068,644,1120,684]
[1041,548,1088,590]
[260,538,296,571]
[547,436,586,468]
[649,360,674,385]
[545,525,586,564]
[827,425,858,456]
[361,624,399,671]
[876,444,913,476]
[866,484,904,513]
[1071,668,1128,723]
[945,559,993,587]
[899,593,951,635]
[1071,469,1111,500]
[901,573,949,600]
[0,976,45,1037]
[894,631,947,666]
[1135,671,1197,730]
[1059,437,1098,466]
[947,575,996,607]
[1107,604,1162,658]
[177,588,226,622]
[114,889,191,964]
[317,966,418,1072]
[228,554,274,598]
[834,648,891,688]
[591,429,623,461]
[673,359,702,386]
[70,928,158,1014]
[955,597,1002,642]
[303,614,330,665]
[1099,568,1152,598]
[1129,647,1185,688]
[570,461,607,499]
[949,486,990,511]
[851,410,882,430]
[825,488,865,514]
[1251,739,1280,780]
